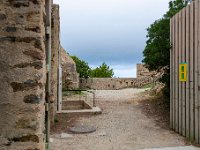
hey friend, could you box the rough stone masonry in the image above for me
[50,4,60,128]
[0,0,46,149]
[61,47,79,90]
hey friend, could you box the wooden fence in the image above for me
[170,0,200,144]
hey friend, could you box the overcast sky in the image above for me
[54,0,170,77]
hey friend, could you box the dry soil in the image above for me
[50,88,188,150]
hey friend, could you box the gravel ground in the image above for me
[50,88,188,150]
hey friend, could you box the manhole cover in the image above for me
[69,125,96,134]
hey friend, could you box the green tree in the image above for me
[143,0,189,97]
[90,62,114,78]
[71,56,91,78]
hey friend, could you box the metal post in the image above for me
[45,0,51,149]
[57,65,62,112]
[93,92,96,107]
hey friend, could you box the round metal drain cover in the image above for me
[69,125,96,134]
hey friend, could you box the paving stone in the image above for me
[60,133,73,139]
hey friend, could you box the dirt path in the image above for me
[50,88,188,150]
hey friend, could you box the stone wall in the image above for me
[80,64,156,90]
[50,4,60,127]
[79,78,153,90]
[61,48,79,90]
[0,0,46,149]
[137,64,156,78]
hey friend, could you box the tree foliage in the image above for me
[90,62,114,78]
[71,56,91,78]
[142,0,188,97]
[71,56,114,78]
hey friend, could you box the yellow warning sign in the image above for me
[179,63,187,82]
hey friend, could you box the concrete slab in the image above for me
[57,107,102,115]
[142,146,200,150]
[60,133,73,138]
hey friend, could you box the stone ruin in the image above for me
[61,47,79,90]
[79,64,158,90]
[0,1,160,149]
[136,64,156,78]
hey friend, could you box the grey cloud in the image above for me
[54,0,170,76]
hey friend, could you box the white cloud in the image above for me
[112,64,137,77]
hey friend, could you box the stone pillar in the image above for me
[61,47,79,90]
[0,1,46,149]
[50,4,60,127]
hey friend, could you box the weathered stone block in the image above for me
[24,94,41,104]
[23,50,44,60]
[4,27,17,32]
[11,134,39,143]
[0,13,6,20]
[25,26,41,33]
[8,0,30,8]
[10,80,42,92]
[15,118,38,130]
[13,61,43,69]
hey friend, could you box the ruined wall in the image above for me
[79,78,148,90]
[61,48,79,90]
[0,0,46,149]
[50,4,60,127]
[80,64,156,90]
[137,64,156,78]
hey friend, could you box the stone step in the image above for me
[57,107,102,115]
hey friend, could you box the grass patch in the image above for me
[141,83,154,89]
[62,90,84,97]
[54,117,59,123]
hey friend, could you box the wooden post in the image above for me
[170,18,173,129]
[189,2,194,141]
[198,0,200,144]
[175,14,179,132]
[181,7,186,136]
[173,17,176,129]
[185,4,190,139]
[178,11,182,133]
[194,0,199,143]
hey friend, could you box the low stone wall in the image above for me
[80,77,154,90]
[80,64,158,90]
[0,0,46,149]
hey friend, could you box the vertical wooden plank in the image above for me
[185,4,190,139]
[178,11,182,134]
[190,2,194,141]
[173,17,176,130]
[175,13,179,132]
[182,7,186,137]
[198,0,200,144]
[170,18,174,129]
[194,0,199,143]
